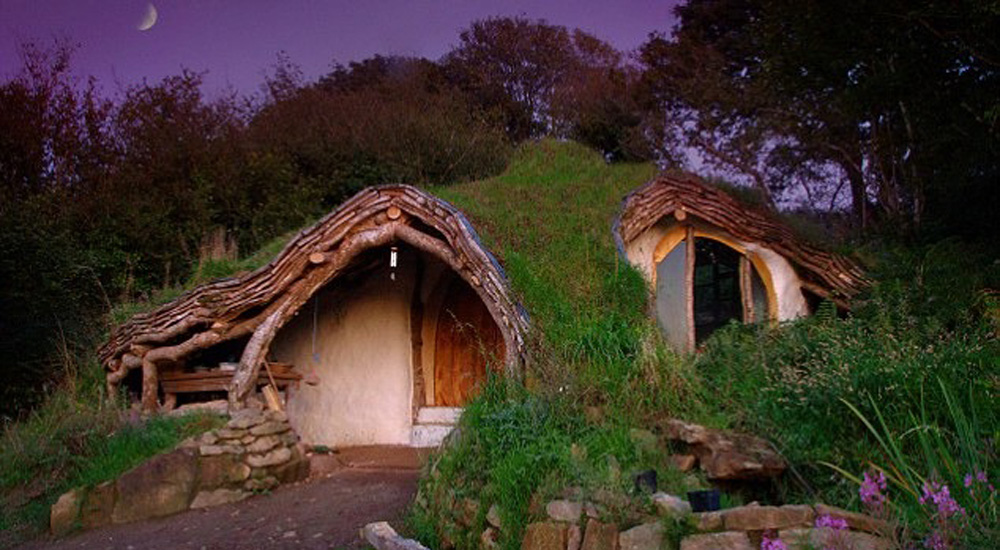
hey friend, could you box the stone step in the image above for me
[410,424,455,448]
[415,407,463,426]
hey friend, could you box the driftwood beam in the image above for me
[101,185,530,409]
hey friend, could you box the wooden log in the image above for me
[141,358,158,414]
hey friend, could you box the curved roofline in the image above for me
[101,184,528,411]
[613,173,868,307]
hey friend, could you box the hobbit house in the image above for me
[100,185,528,447]
[614,174,867,352]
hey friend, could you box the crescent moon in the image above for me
[137,3,158,31]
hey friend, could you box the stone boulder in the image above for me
[362,521,431,550]
[722,504,814,531]
[79,481,115,529]
[680,531,753,550]
[199,454,251,489]
[652,492,691,519]
[50,487,85,536]
[112,448,198,524]
[618,522,663,550]
[522,522,568,550]
[780,528,891,550]
[546,499,583,523]
[662,419,786,481]
[190,488,248,509]
[581,519,618,550]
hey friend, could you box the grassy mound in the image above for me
[411,141,1000,549]
[2,140,996,549]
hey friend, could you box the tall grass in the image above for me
[412,142,999,549]
[0,353,222,547]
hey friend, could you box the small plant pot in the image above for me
[687,489,721,512]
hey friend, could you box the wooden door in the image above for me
[434,279,504,406]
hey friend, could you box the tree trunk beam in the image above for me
[100,186,529,412]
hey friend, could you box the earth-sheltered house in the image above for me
[99,185,528,448]
[614,174,868,352]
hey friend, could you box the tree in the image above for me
[639,0,999,236]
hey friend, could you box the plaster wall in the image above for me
[624,218,809,322]
[271,260,415,446]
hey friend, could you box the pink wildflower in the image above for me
[760,530,788,550]
[815,514,849,530]
[919,481,965,518]
[923,530,946,550]
[859,470,888,513]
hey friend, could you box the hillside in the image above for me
[2,140,997,550]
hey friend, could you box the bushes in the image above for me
[692,241,999,510]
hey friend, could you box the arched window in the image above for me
[655,231,772,350]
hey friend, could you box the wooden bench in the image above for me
[160,363,301,410]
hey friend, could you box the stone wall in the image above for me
[511,496,891,550]
[50,409,309,536]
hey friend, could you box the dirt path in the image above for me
[19,447,426,550]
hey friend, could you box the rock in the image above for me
[241,435,255,444]
[112,448,198,524]
[780,528,890,550]
[228,409,266,430]
[680,531,753,550]
[567,524,582,550]
[629,429,659,453]
[723,505,815,531]
[522,522,568,550]
[249,420,290,436]
[691,512,723,532]
[79,481,115,529]
[246,434,281,454]
[283,530,298,538]
[362,521,431,550]
[244,476,279,492]
[481,527,499,549]
[246,447,292,468]
[670,454,697,472]
[199,431,219,445]
[177,436,200,449]
[580,519,617,550]
[583,502,602,519]
[279,431,299,446]
[662,419,786,481]
[813,503,890,535]
[51,487,85,536]
[487,504,502,529]
[547,500,583,523]
[215,428,247,440]
[199,444,243,456]
[190,488,247,509]
[266,410,289,422]
[652,492,691,519]
[198,454,251,488]
[591,489,628,513]
[619,522,663,550]
[271,452,310,484]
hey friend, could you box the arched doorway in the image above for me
[433,278,505,406]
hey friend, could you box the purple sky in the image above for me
[1,1,678,98]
